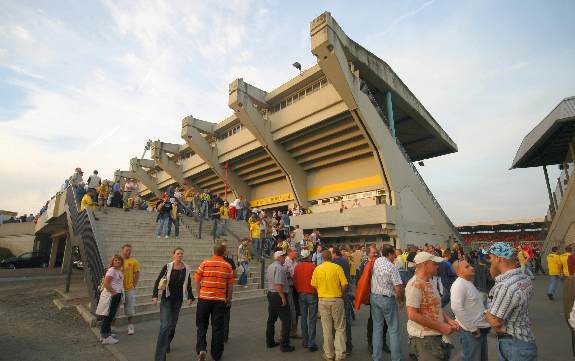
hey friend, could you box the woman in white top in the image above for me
[97,255,124,344]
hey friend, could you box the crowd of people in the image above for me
[89,208,575,361]
[68,165,575,361]
[1,213,35,224]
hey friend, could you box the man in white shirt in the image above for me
[451,260,490,361]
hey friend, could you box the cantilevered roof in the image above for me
[511,96,575,169]
[314,12,458,161]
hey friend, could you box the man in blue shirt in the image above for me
[332,246,353,355]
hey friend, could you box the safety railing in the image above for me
[65,186,106,312]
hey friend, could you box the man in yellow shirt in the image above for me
[311,250,348,361]
[248,215,261,259]
[80,189,99,220]
[547,246,564,300]
[121,244,140,335]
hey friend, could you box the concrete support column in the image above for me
[543,165,556,215]
[48,238,58,268]
[386,91,395,138]
[181,116,251,198]
[129,158,162,197]
[229,78,308,206]
[151,141,187,186]
[60,234,72,274]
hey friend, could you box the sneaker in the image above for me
[165,235,169,239]
[309,345,319,352]
[157,235,160,239]
[548,293,554,300]
[198,350,207,361]
[102,336,119,345]
[127,324,135,335]
[267,341,280,348]
[110,333,118,339]
[243,285,248,289]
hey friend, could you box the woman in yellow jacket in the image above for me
[547,246,565,300]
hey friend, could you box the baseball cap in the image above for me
[489,242,516,259]
[300,249,311,259]
[273,250,286,259]
[414,251,444,265]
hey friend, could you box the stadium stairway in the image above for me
[91,208,265,325]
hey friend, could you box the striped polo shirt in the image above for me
[488,268,535,343]
[194,256,234,301]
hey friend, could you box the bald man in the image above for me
[450,260,490,361]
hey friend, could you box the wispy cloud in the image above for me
[368,0,436,40]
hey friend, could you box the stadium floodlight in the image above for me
[292,62,303,75]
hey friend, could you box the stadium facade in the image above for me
[111,12,460,248]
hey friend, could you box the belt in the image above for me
[496,333,514,340]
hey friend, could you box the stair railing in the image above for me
[65,186,106,312]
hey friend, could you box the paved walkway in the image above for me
[110,277,571,360]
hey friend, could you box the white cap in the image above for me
[414,251,444,265]
[273,250,286,259]
[300,249,311,259]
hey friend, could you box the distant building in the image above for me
[0,210,18,224]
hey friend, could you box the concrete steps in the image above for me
[87,207,265,324]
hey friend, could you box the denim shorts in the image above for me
[124,288,137,317]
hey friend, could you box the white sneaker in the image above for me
[127,324,135,335]
[157,235,160,239]
[165,235,169,239]
[102,336,119,345]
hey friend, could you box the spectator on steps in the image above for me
[97,180,110,214]
[80,189,99,220]
[96,254,124,345]
[237,238,251,288]
[155,195,173,239]
[87,170,101,201]
[152,247,195,361]
[123,179,136,211]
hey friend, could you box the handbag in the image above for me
[158,265,168,290]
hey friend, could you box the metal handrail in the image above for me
[65,186,106,312]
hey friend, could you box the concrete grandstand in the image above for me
[111,12,461,249]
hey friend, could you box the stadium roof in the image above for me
[457,217,545,232]
[511,97,575,169]
[321,13,458,161]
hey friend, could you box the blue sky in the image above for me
[0,0,574,224]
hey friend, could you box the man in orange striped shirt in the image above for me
[194,244,234,361]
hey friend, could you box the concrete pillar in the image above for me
[60,234,72,274]
[181,116,251,198]
[386,91,395,138]
[543,165,556,215]
[129,158,162,197]
[229,78,308,206]
[150,141,187,186]
[48,238,59,268]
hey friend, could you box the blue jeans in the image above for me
[252,238,261,257]
[548,275,564,296]
[299,293,318,348]
[520,264,534,278]
[154,297,183,361]
[497,338,537,361]
[200,201,209,219]
[370,294,401,361]
[459,329,487,361]
[239,261,248,286]
[156,215,170,236]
